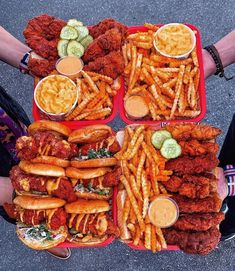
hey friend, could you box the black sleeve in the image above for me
[0,143,16,177]
[219,114,235,167]
[0,206,16,225]
[0,85,30,127]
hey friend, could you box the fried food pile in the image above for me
[122,23,201,121]
[163,123,224,255]
[116,125,173,252]
[83,18,127,79]
[24,14,66,77]
[4,121,120,249]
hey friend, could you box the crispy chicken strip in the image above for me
[164,227,221,255]
[173,213,224,231]
[83,28,123,63]
[84,51,125,79]
[172,194,222,213]
[89,18,127,40]
[164,173,218,199]
[165,123,221,141]
[179,140,219,157]
[166,154,219,175]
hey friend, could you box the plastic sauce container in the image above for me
[153,23,196,59]
[56,56,84,80]
[148,196,179,228]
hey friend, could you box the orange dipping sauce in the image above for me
[148,197,179,228]
[56,56,83,79]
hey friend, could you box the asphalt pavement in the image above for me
[1,0,235,270]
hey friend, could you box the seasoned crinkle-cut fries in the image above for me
[122,24,201,121]
[65,71,121,121]
[116,125,173,252]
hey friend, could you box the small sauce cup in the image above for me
[148,196,179,228]
[153,23,196,59]
[56,56,84,80]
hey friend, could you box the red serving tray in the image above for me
[119,24,206,125]
[126,242,178,251]
[32,78,123,129]
[116,125,179,251]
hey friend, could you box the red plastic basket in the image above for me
[119,24,206,125]
[126,242,178,251]
[32,78,123,129]
[116,125,180,251]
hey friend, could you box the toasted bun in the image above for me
[28,120,71,137]
[117,190,131,240]
[16,224,67,250]
[66,167,112,180]
[19,160,65,177]
[67,234,108,246]
[31,156,70,168]
[15,190,49,197]
[14,195,66,210]
[65,199,110,214]
[75,189,113,200]
[71,157,117,168]
[68,125,112,143]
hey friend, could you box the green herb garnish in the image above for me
[88,182,93,191]
[87,148,112,159]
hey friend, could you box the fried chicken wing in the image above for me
[84,51,125,79]
[166,123,221,141]
[166,154,219,175]
[28,56,56,77]
[172,194,222,213]
[164,227,221,255]
[89,18,127,40]
[83,28,123,63]
[23,14,66,77]
[164,173,217,199]
[179,140,219,157]
[23,14,65,60]
[173,213,224,231]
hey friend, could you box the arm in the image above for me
[0,177,13,205]
[0,26,30,68]
[203,30,235,79]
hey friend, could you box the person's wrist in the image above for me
[202,49,216,79]
[214,30,235,68]
[19,50,32,74]
[223,165,235,197]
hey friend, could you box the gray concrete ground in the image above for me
[1,0,235,270]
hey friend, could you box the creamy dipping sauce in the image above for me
[124,95,149,119]
[56,56,83,78]
[148,197,179,228]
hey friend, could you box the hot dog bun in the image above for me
[71,157,118,168]
[65,199,110,214]
[68,125,112,143]
[19,161,65,177]
[13,195,66,210]
[31,155,70,168]
[28,120,71,137]
[65,167,112,179]
[16,224,67,250]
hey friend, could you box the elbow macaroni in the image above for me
[155,24,194,56]
[35,75,77,114]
